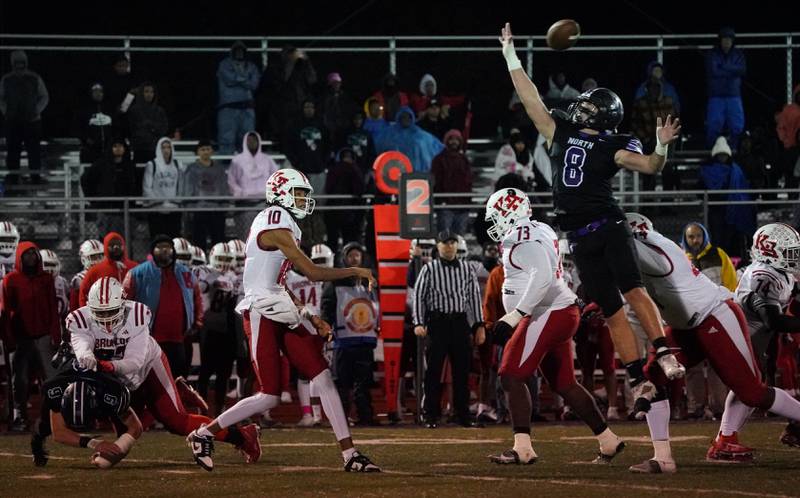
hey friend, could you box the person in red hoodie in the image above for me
[79,232,137,307]
[1,241,60,431]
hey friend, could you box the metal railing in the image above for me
[0,32,797,103]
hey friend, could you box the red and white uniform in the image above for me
[54,274,69,319]
[286,269,322,332]
[235,205,329,395]
[736,261,796,337]
[635,230,770,409]
[69,270,87,312]
[68,302,212,435]
[498,217,580,388]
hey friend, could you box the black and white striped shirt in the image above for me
[412,257,483,327]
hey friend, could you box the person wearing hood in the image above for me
[321,242,380,426]
[363,97,389,139]
[493,130,535,186]
[80,136,138,235]
[73,82,114,164]
[631,80,679,192]
[216,41,261,154]
[227,130,279,233]
[371,73,409,122]
[122,235,203,379]
[431,129,472,234]
[699,136,756,258]
[128,81,169,164]
[412,73,440,114]
[183,139,228,248]
[0,50,49,185]
[324,147,365,253]
[286,100,330,195]
[1,241,60,431]
[705,27,746,149]
[634,62,681,115]
[322,72,359,149]
[143,137,184,238]
[374,106,444,173]
[544,72,580,108]
[79,232,137,306]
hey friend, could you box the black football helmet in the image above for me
[567,88,624,132]
[61,376,130,431]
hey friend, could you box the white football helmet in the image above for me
[191,245,207,268]
[87,277,125,329]
[173,238,193,266]
[0,221,20,258]
[625,212,654,239]
[456,235,468,260]
[209,242,234,273]
[751,223,800,273]
[79,239,104,270]
[265,168,315,219]
[39,249,61,276]
[227,239,246,273]
[484,188,532,242]
[311,243,334,268]
[410,238,437,262]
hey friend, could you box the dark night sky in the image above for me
[0,2,796,141]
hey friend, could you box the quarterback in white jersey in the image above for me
[625,216,800,472]
[70,277,262,464]
[485,188,624,465]
[187,168,380,473]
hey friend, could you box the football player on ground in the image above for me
[624,216,800,472]
[69,277,261,464]
[186,169,380,472]
[484,188,624,465]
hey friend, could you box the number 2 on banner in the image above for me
[562,146,587,187]
[406,179,430,214]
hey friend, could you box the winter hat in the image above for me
[711,136,732,158]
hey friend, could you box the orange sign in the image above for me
[373,151,412,195]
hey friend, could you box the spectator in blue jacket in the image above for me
[374,106,443,173]
[705,27,746,149]
[633,61,681,115]
[216,41,260,154]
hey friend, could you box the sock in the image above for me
[625,359,646,385]
[653,440,673,462]
[312,369,351,442]
[769,387,800,420]
[198,425,214,437]
[217,392,279,430]
[645,399,672,459]
[302,406,313,416]
[597,427,621,455]
[298,379,311,410]
[342,447,357,462]
[652,337,669,356]
[719,391,754,437]
[312,400,322,420]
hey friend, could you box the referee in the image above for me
[413,230,485,428]
[498,22,685,405]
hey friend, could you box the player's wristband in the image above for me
[506,54,523,72]
[115,433,136,453]
[80,436,103,449]
[654,141,668,156]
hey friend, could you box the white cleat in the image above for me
[297,414,315,427]
[592,441,626,464]
[629,459,677,474]
[186,429,215,471]
[657,353,686,380]
[489,448,538,465]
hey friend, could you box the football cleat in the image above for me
[297,414,316,427]
[657,353,686,380]
[629,459,677,474]
[31,434,48,467]
[187,429,215,471]
[237,423,262,463]
[344,451,381,472]
[175,376,209,415]
[281,391,293,404]
[779,422,800,448]
[592,441,626,464]
[706,433,754,463]
[489,448,537,465]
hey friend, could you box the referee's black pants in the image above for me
[423,312,472,422]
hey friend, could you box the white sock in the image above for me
[608,406,619,416]
[653,440,673,462]
[719,391,754,437]
[645,400,671,441]
[312,400,322,420]
[597,428,621,455]
[216,392,279,429]
[769,387,800,420]
[197,425,214,437]
[298,379,311,410]
[342,447,357,462]
[312,369,351,442]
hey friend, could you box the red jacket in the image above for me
[1,241,60,351]
[431,129,473,205]
[79,232,137,306]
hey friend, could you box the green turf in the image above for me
[1,419,799,497]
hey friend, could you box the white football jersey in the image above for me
[241,206,303,304]
[70,269,87,297]
[500,218,576,319]
[632,230,732,330]
[197,267,236,314]
[736,261,797,336]
[286,270,322,316]
[68,301,162,390]
[54,275,69,318]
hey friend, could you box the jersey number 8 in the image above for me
[562,146,587,187]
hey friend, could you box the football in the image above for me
[546,19,581,50]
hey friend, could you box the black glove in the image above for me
[491,320,513,346]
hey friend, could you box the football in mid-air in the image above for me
[546,19,581,50]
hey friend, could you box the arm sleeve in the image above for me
[111,321,150,375]
[718,248,739,292]
[512,242,556,315]
[412,264,430,326]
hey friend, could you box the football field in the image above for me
[2,419,799,497]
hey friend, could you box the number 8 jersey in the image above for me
[548,112,644,230]
[242,205,303,299]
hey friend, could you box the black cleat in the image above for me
[344,451,381,472]
[31,434,48,467]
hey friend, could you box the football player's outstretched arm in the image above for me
[616,115,681,174]
[500,22,555,142]
[260,229,376,290]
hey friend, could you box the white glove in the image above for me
[78,353,97,371]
